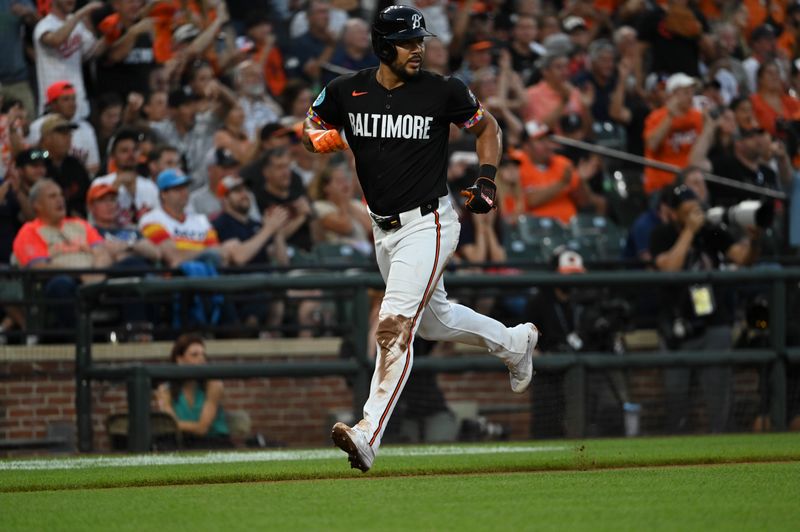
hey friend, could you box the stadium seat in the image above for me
[592,121,627,152]
[570,215,627,261]
[516,215,570,242]
[106,412,180,451]
[315,243,373,268]
[604,169,648,228]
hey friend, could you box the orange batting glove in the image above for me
[307,129,348,153]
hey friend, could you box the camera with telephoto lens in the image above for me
[706,200,774,230]
[571,289,633,352]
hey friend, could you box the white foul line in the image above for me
[0,445,567,471]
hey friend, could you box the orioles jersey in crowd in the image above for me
[307,68,484,216]
[643,106,703,194]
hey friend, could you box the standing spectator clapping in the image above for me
[33,0,106,120]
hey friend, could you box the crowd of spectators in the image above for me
[1,0,800,349]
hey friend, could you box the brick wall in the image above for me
[0,360,763,453]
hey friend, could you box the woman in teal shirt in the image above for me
[156,333,232,448]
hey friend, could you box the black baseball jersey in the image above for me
[308,68,484,216]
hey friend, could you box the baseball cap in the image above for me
[665,184,698,209]
[645,72,669,92]
[666,72,697,94]
[523,120,550,141]
[216,175,246,197]
[205,147,240,168]
[556,250,586,274]
[40,114,78,136]
[469,40,494,52]
[15,148,49,167]
[173,23,200,44]
[168,89,202,108]
[542,33,573,57]
[86,184,118,204]
[750,24,776,42]
[157,168,191,191]
[46,81,76,104]
[562,16,588,34]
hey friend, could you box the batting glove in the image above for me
[461,176,497,214]
[307,129,348,153]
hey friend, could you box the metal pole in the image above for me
[76,295,93,452]
[564,364,587,438]
[769,278,788,430]
[550,135,787,200]
[127,366,152,452]
[350,283,371,419]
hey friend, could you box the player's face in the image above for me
[391,38,425,79]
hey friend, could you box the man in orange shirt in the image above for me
[643,72,704,194]
[12,178,111,333]
[517,121,605,224]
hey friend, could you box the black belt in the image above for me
[370,198,439,232]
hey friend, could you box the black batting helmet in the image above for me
[372,5,436,64]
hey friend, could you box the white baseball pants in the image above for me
[357,196,531,450]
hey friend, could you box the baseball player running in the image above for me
[302,5,539,472]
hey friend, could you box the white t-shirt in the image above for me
[92,173,160,228]
[27,114,99,171]
[139,207,218,250]
[33,14,96,120]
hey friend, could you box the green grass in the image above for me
[0,463,798,531]
[0,434,798,531]
[1,433,799,493]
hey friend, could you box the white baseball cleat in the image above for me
[506,323,539,393]
[331,422,375,472]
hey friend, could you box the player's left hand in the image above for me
[461,176,497,214]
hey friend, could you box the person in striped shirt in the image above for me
[138,168,225,268]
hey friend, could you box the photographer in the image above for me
[527,248,630,438]
[651,185,761,434]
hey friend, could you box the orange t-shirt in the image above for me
[518,152,580,224]
[524,81,585,130]
[13,218,103,267]
[254,45,287,97]
[751,93,800,137]
[777,31,796,59]
[594,0,621,15]
[744,0,787,38]
[151,0,218,64]
[643,107,703,194]
[697,0,723,22]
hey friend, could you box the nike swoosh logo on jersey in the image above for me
[352,91,368,97]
